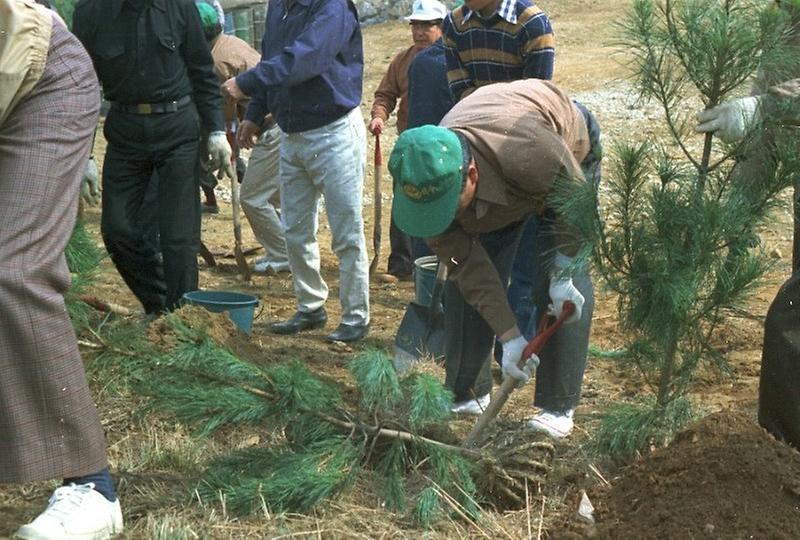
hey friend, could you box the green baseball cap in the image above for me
[389,125,465,238]
[195,2,219,31]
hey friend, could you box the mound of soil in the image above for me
[596,411,800,539]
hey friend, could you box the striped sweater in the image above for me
[442,0,555,102]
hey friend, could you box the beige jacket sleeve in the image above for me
[0,0,52,127]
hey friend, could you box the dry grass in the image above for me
[2,0,792,537]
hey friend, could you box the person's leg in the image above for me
[528,214,594,436]
[240,124,288,266]
[411,235,433,261]
[528,102,602,436]
[444,222,524,404]
[506,217,541,341]
[531,271,594,412]
[0,19,122,539]
[279,131,328,315]
[153,106,202,311]
[101,128,167,314]
[307,108,370,331]
[388,217,414,279]
[0,17,107,486]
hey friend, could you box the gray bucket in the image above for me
[413,255,439,306]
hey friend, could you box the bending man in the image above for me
[389,79,598,438]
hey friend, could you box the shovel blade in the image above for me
[392,302,445,373]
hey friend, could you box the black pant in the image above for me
[388,216,414,277]
[101,105,201,313]
[444,216,594,410]
[444,222,525,402]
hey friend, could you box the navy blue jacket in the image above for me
[237,0,363,133]
[407,39,455,129]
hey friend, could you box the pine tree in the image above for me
[554,0,800,459]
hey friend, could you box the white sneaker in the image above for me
[451,393,490,415]
[266,260,290,274]
[527,410,574,439]
[254,258,290,274]
[15,483,123,540]
[254,257,271,273]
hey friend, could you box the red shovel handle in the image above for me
[521,301,576,359]
[463,300,576,448]
[374,134,382,167]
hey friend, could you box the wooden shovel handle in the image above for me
[463,301,576,448]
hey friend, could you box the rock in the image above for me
[576,490,596,525]
[353,0,459,25]
[770,248,783,260]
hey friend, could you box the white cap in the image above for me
[405,0,447,21]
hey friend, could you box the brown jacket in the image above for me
[427,79,590,336]
[210,33,261,122]
[370,45,420,133]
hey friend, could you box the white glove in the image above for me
[549,251,584,324]
[80,157,101,206]
[695,96,761,143]
[207,131,234,180]
[500,335,540,384]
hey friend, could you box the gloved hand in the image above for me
[80,157,101,206]
[500,335,540,384]
[207,131,234,180]
[549,251,584,324]
[695,96,761,143]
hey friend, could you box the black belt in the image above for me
[111,95,192,115]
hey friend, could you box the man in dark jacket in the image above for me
[72,0,231,314]
[223,0,370,343]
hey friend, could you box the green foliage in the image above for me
[555,0,800,456]
[51,0,77,27]
[200,438,361,515]
[263,360,343,415]
[414,486,443,526]
[375,440,407,511]
[403,372,453,431]
[66,220,104,276]
[65,221,105,328]
[90,327,479,521]
[349,349,402,413]
[592,397,695,461]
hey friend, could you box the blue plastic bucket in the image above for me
[182,290,259,335]
[414,255,439,306]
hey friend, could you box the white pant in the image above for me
[280,108,369,326]
[240,124,288,264]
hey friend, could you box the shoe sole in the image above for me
[270,319,327,335]
[526,420,571,439]
[325,331,368,343]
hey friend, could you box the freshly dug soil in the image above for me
[595,411,800,539]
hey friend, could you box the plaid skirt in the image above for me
[0,18,107,483]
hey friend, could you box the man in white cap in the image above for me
[369,0,448,281]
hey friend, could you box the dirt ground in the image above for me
[595,412,800,539]
[2,0,800,537]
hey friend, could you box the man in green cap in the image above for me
[390,78,598,438]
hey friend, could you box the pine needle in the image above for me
[200,438,362,515]
[403,372,453,430]
[375,439,407,511]
[592,397,695,461]
[349,349,402,413]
